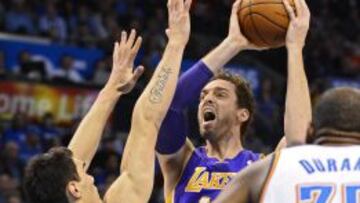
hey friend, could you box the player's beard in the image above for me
[200,114,239,142]
[201,130,216,140]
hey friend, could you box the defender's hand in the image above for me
[105,30,144,94]
[227,0,268,51]
[166,0,192,46]
[283,0,310,49]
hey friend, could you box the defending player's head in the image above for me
[24,147,101,203]
[198,71,255,141]
[307,87,360,144]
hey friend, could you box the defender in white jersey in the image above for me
[212,87,360,203]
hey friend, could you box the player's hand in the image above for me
[166,0,192,46]
[283,0,310,49]
[104,30,144,95]
[227,0,268,51]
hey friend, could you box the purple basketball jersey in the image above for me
[166,147,261,203]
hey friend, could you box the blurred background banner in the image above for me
[0,36,104,78]
[0,80,98,124]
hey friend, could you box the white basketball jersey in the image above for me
[261,145,360,203]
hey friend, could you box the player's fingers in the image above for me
[167,0,174,10]
[232,0,242,13]
[167,0,176,23]
[230,0,241,25]
[120,31,127,45]
[169,0,179,13]
[129,36,142,62]
[127,29,136,48]
[118,31,127,57]
[293,0,302,17]
[178,0,185,11]
[299,0,310,18]
[184,0,192,12]
[112,42,119,62]
[175,0,182,13]
[283,0,296,20]
[132,65,145,83]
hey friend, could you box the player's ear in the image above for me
[237,108,250,123]
[306,123,315,144]
[66,180,82,200]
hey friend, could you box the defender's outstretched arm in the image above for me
[283,0,311,147]
[104,0,192,202]
[68,30,144,171]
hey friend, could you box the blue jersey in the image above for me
[166,147,261,203]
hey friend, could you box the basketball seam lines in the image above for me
[239,2,284,12]
[249,0,270,46]
[251,12,287,30]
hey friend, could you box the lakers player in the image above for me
[156,0,311,202]
[214,87,360,203]
[23,0,192,202]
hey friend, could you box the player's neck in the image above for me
[205,133,243,161]
[314,131,360,146]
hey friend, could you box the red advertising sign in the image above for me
[0,80,99,124]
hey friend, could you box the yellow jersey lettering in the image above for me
[185,167,237,192]
[185,167,207,192]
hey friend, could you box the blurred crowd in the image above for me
[0,0,358,78]
[0,0,359,202]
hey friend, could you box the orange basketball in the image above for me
[238,0,296,48]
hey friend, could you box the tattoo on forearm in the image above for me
[149,67,172,103]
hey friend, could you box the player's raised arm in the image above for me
[283,0,311,147]
[155,0,267,195]
[103,0,192,202]
[67,31,144,171]
[202,0,267,73]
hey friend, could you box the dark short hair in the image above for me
[313,87,360,133]
[210,71,255,136]
[24,147,80,203]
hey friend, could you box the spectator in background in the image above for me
[38,2,67,43]
[12,51,46,81]
[70,22,96,48]
[94,152,120,195]
[0,142,24,183]
[51,55,85,83]
[0,174,21,203]
[252,78,282,147]
[73,4,109,46]
[3,114,29,145]
[68,4,95,47]
[258,78,280,124]
[88,8,109,41]
[92,58,110,86]
[5,0,35,35]
[6,193,22,203]
[12,51,31,75]
[38,112,62,150]
[19,132,42,162]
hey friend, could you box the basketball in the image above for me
[238,0,296,47]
